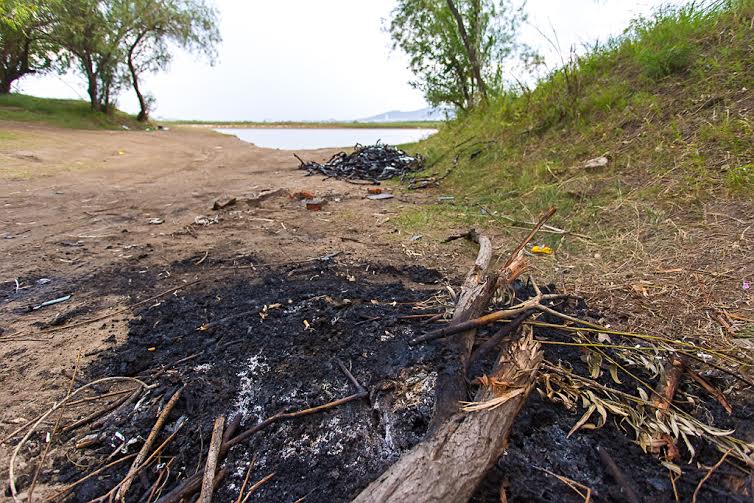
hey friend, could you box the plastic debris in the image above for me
[32,295,71,310]
[367,193,394,200]
[531,245,554,255]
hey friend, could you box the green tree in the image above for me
[388,0,526,111]
[118,0,220,121]
[50,0,131,112]
[0,0,60,93]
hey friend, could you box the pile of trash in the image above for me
[297,143,424,183]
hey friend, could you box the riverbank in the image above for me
[172,120,443,129]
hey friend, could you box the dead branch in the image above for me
[354,333,542,502]
[652,357,685,412]
[410,289,568,345]
[115,388,182,501]
[157,391,368,503]
[8,377,149,502]
[61,388,138,434]
[239,473,275,503]
[686,367,733,415]
[597,446,640,503]
[199,416,225,503]
[466,310,533,377]
[429,231,497,430]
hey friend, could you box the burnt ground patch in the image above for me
[14,261,748,502]
[51,261,444,502]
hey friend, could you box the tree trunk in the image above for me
[446,0,487,102]
[0,37,33,94]
[428,234,496,432]
[354,334,542,502]
[86,73,99,111]
[128,34,149,122]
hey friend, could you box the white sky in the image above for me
[14,0,683,121]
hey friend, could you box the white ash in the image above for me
[233,352,270,421]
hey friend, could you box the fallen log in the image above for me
[429,232,496,431]
[353,333,543,502]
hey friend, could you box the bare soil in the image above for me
[0,122,750,502]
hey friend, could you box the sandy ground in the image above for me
[0,122,462,498]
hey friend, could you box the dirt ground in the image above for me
[1,122,751,502]
[0,122,464,500]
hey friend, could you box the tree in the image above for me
[118,0,219,121]
[50,0,131,112]
[0,0,59,93]
[388,0,526,111]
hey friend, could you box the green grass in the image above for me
[399,0,754,240]
[0,93,145,130]
[169,120,443,129]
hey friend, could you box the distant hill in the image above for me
[358,107,452,123]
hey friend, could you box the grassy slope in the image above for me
[402,0,753,238]
[397,1,753,340]
[0,93,144,130]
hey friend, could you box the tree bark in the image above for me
[353,334,542,503]
[85,67,99,111]
[127,33,149,121]
[446,0,487,102]
[428,233,496,432]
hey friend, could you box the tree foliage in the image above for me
[119,0,220,121]
[51,0,132,112]
[388,0,527,111]
[0,0,220,116]
[0,0,59,93]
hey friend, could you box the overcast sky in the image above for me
[15,0,682,121]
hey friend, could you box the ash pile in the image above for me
[297,142,424,183]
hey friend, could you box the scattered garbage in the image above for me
[291,191,315,201]
[32,294,71,311]
[297,143,424,183]
[583,156,609,170]
[367,187,383,195]
[244,188,287,208]
[147,218,164,225]
[367,193,394,201]
[194,215,219,226]
[531,245,554,255]
[305,199,326,211]
[212,197,237,210]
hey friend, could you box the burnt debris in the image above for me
[297,143,424,183]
